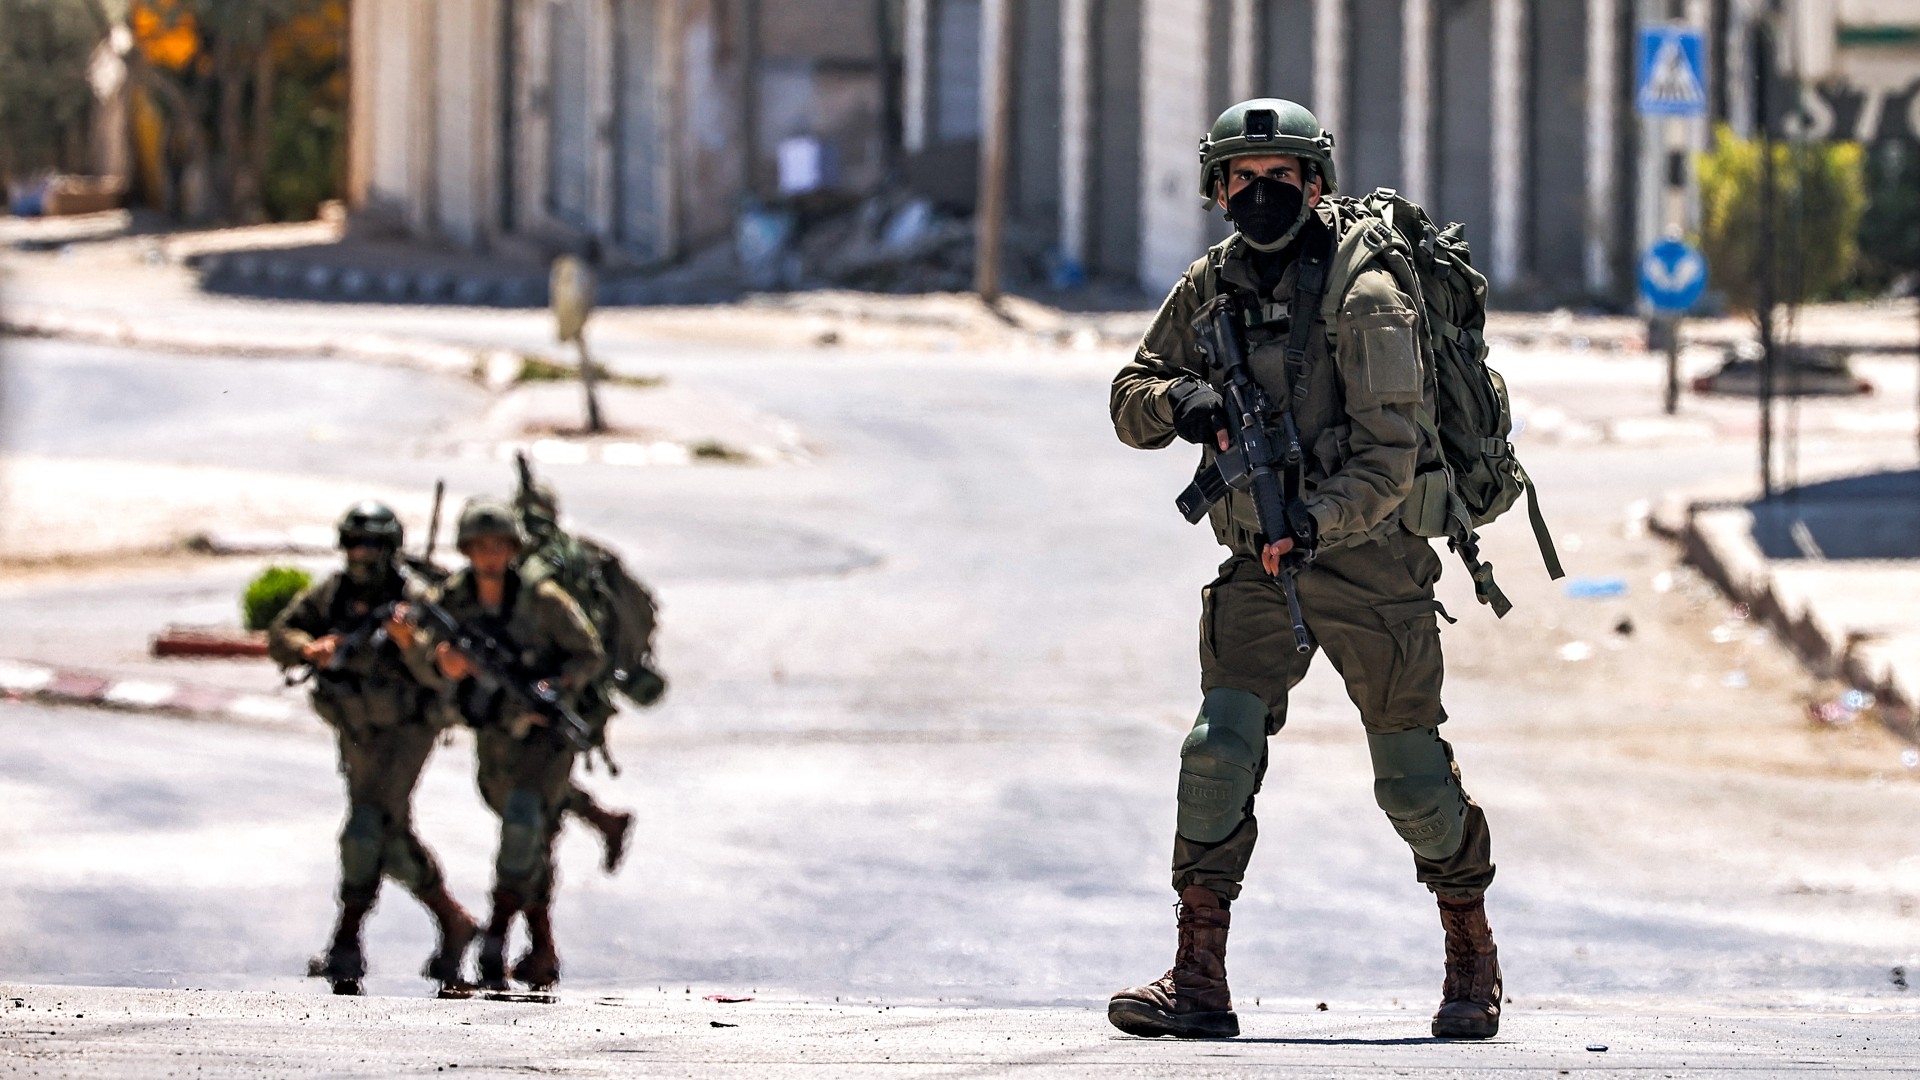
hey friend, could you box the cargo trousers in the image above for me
[475,726,578,904]
[334,721,447,906]
[1175,529,1496,902]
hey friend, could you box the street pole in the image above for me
[1664,316,1681,414]
[973,0,1015,304]
[1753,17,1777,500]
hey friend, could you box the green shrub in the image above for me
[243,565,313,631]
[1699,124,1866,318]
[1858,140,1920,292]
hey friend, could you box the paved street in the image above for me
[3,321,1920,1074]
[8,982,1920,1078]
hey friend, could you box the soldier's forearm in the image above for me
[1111,373,1182,449]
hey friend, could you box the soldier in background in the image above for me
[268,501,476,996]
[407,499,605,992]
[514,474,668,873]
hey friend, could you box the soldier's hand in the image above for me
[1168,378,1228,446]
[1260,538,1295,576]
[301,635,341,666]
[386,604,415,649]
[434,642,473,680]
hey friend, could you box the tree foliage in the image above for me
[0,0,105,186]
[117,0,346,222]
[1699,124,1867,318]
[1857,139,1920,291]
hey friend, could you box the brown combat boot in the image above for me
[1107,886,1238,1039]
[577,800,635,874]
[512,904,561,990]
[476,888,520,992]
[307,899,372,995]
[417,885,479,990]
[1431,895,1502,1039]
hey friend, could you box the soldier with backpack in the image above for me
[1106,99,1556,1042]
[512,463,668,873]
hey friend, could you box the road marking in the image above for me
[0,661,56,693]
[225,695,296,723]
[103,680,179,708]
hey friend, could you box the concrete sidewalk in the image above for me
[1670,471,1920,743]
[5,982,1918,1078]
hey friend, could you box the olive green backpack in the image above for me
[1321,189,1564,616]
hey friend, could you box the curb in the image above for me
[0,658,304,727]
[1670,502,1919,742]
[0,303,498,381]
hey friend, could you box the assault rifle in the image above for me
[285,601,399,687]
[402,583,594,752]
[1175,292,1316,654]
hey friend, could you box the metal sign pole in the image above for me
[1754,18,1777,500]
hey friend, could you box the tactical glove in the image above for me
[1285,499,1320,552]
[1167,378,1227,445]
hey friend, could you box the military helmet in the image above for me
[337,500,404,549]
[455,498,527,550]
[1198,98,1338,200]
[516,482,560,522]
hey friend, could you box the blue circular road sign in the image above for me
[1639,238,1709,313]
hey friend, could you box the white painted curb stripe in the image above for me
[102,680,180,708]
[0,661,56,693]
[225,695,296,722]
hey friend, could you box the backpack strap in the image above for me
[1516,463,1566,580]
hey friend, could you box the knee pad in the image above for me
[496,789,547,881]
[339,804,386,889]
[1177,688,1270,844]
[1367,728,1467,860]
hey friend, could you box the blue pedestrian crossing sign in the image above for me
[1639,238,1708,313]
[1636,25,1707,118]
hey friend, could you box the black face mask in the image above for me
[1226,175,1306,249]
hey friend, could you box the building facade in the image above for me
[348,0,1920,305]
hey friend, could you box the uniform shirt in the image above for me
[404,566,606,726]
[1111,209,1427,555]
[268,566,434,730]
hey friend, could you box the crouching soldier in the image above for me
[405,499,605,992]
[269,501,477,996]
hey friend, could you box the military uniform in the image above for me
[407,502,604,991]
[268,502,476,995]
[514,484,661,873]
[1112,218,1495,903]
[1107,98,1502,1042]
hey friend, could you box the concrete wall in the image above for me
[1344,0,1402,195]
[1433,0,1493,248]
[343,0,1639,301]
[1261,0,1317,102]
[1528,0,1589,295]
[1012,0,1064,240]
[1087,0,1143,281]
[1139,0,1209,288]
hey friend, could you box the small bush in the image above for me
[1858,140,1920,292]
[1699,124,1866,318]
[243,565,313,631]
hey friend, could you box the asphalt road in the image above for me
[2,332,1918,1028]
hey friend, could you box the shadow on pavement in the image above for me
[1749,469,1920,560]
